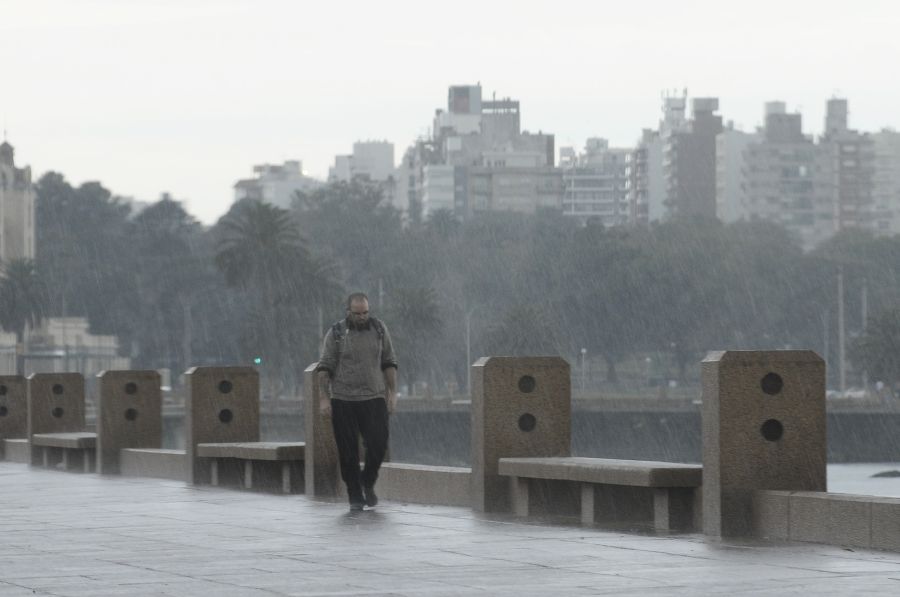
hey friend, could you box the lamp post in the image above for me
[466,309,475,398]
[580,348,587,393]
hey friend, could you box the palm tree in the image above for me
[215,199,342,394]
[0,258,48,374]
[215,199,307,290]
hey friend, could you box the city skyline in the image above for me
[2,0,898,223]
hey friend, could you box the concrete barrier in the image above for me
[119,448,186,481]
[184,366,260,485]
[753,490,900,552]
[702,350,826,537]
[304,363,339,497]
[471,356,571,512]
[376,463,471,507]
[96,370,162,474]
[0,375,26,460]
[27,373,90,470]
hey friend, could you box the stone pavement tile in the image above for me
[0,587,53,597]
[722,575,900,596]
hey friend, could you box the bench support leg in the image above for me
[244,460,253,489]
[653,488,694,531]
[282,462,291,494]
[210,460,219,486]
[83,450,91,473]
[42,447,49,468]
[61,449,68,471]
[510,476,529,517]
[581,483,596,525]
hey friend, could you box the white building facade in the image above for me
[0,141,35,263]
[233,160,322,210]
[561,138,632,226]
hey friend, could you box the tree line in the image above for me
[3,171,900,395]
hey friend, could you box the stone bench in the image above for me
[31,432,97,473]
[498,457,702,531]
[196,442,305,494]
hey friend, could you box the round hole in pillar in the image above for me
[52,407,64,418]
[218,380,233,394]
[0,406,7,417]
[518,413,537,432]
[760,372,783,396]
[52,384,64,395]
[124,408,138,422]
[518,375,536,393]
[0,385,7,396]
[124,382,138,395]
[761,419,784,441]
[219,408,234,424]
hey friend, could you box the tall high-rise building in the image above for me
[871,129,900,235]
[715,123,757,223]
[0,140,36,262]
[740,102,833,249]
[561,138,632,227]
[330,141,395,183]
[403,83,560,219]
[663,97,723,219]
[821,99,876,234]
[627,92,697,225]
[626,129,664,225]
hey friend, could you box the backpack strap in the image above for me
[331,320,346,353]
[331,318,384,369]
[369,317,385,343]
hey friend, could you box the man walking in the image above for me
[316,293,398,511]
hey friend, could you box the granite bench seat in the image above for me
[498,456,702,531]
[31,432,97,449]
[30,432,97,472]
[196,442,305,494]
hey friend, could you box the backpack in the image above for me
[330,317,385,362]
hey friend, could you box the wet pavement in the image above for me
[1,462,900,596]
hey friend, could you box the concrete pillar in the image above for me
[0,376,27,455]
[184,366,259,484]
[471,356,571,512]
[304,363,339,497]
[26,373,85,466]
[702,350,826,537]
[96,370,162,474]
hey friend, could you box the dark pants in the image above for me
[331,397,389,501]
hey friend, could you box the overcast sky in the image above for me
[2,0,898,224]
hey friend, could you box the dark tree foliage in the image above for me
[0,258,48,344]
[31,172,900,395]
[850,304,900,395]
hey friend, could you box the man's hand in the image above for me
[384,367,397,414]
[316,370,332,417]
[387,391,397,414]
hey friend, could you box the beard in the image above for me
[346,318,372,331]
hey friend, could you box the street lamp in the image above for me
[466,308,475,398]
[580,348,587,392]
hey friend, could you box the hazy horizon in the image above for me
[2,0,898,224]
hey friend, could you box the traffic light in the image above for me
[253,356,262,365]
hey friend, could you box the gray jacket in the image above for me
[316,318,398,402]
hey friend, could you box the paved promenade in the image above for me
[2,462,900,596]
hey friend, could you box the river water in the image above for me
[828,463,900,497]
